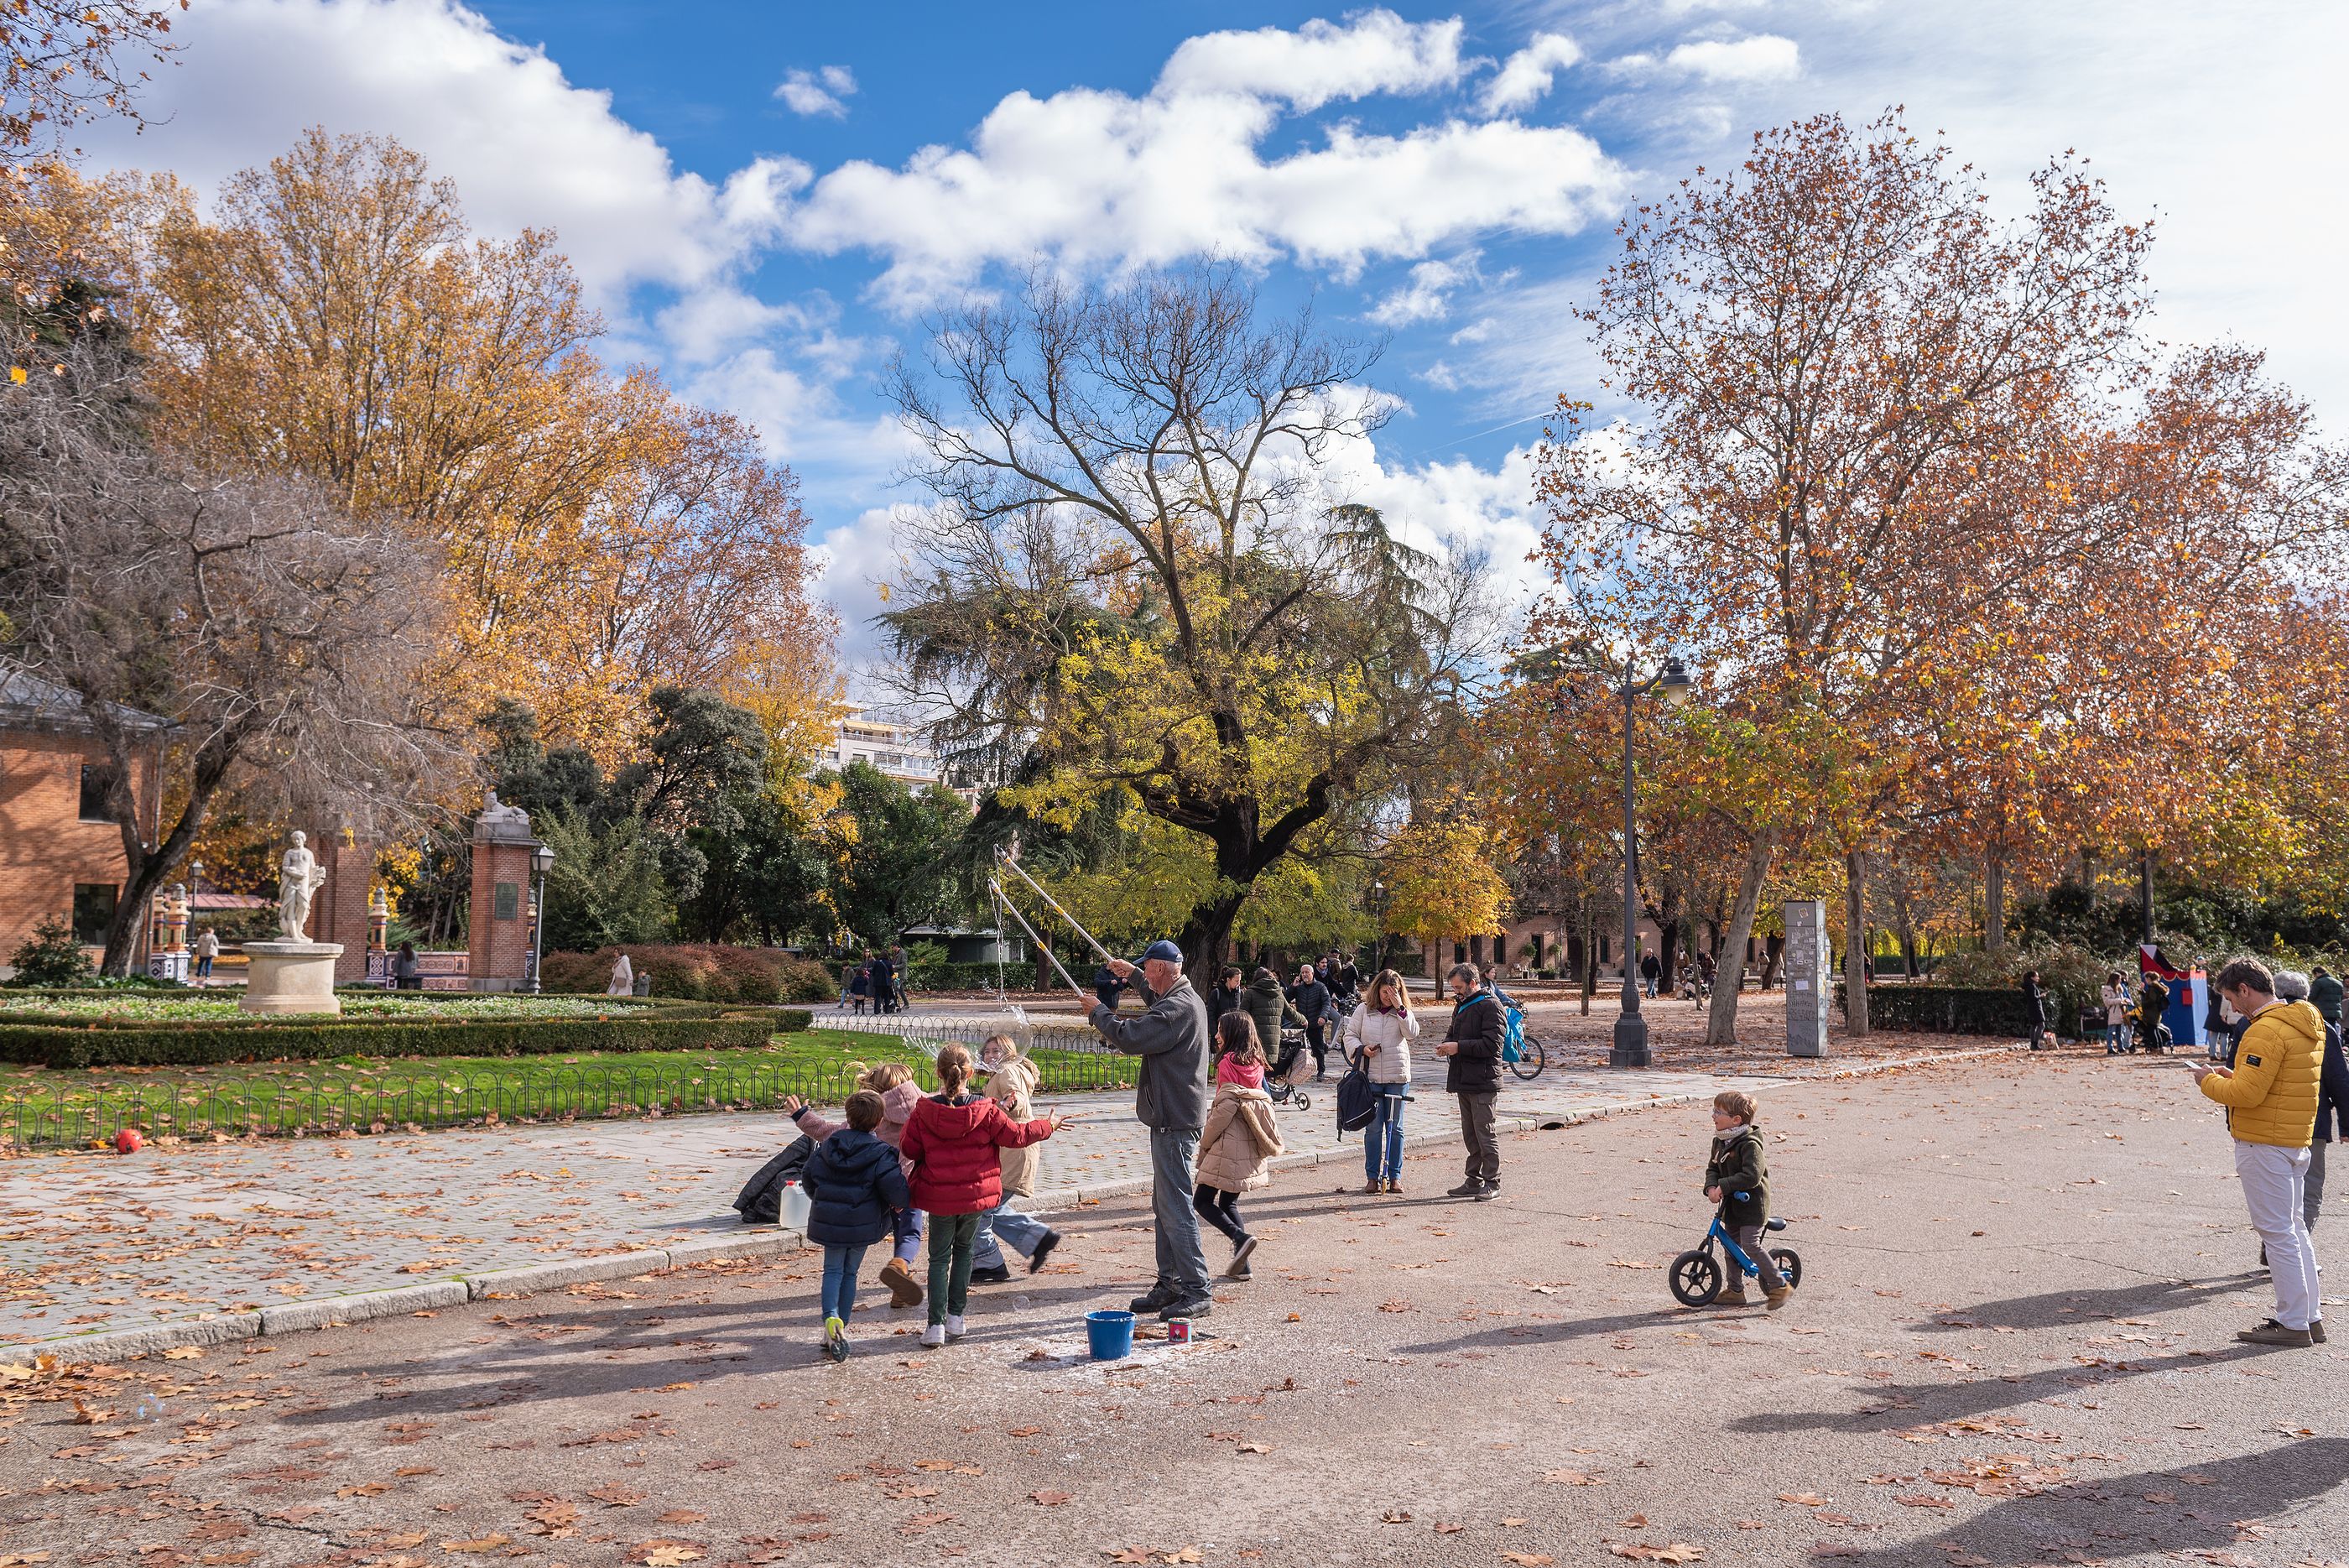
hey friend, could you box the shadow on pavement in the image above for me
[1726,1345,2275,1436]
[1836,1437,2349,1565]
[1912,1275,2261,1332]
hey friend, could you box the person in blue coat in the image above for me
[800,1090,914,1362]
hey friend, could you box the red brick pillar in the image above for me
[467,792,540,992]
[314,834,374,983]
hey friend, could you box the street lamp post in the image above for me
[527,841,556,995]
[1611,654,1693,1068]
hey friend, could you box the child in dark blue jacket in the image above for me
[800,1090,913,1362]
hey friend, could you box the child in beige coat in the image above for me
[1194,1013,1284,1279]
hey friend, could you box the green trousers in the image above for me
[927,1211,981,1324]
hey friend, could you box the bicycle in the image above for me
[1668,1208,1802,1307]
[1500,999,1546,1081]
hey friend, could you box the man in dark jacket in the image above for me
[1437,962,1506,1199]
[1289,965,1335,1077]
[2021,970,2049,1051]
[1091,962,1128,1013]
[2311,966,2343,1029]
[868,951,897,1016]
[1091,940,1213,1319]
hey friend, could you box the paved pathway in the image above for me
[0,1042,1987,1356]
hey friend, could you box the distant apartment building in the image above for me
[820,708,976,800]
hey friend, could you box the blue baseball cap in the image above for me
[1142,940,1184,964]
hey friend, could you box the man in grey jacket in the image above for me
[1091,939,1212,1319]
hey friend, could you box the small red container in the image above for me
[1166,1317,1191,1345]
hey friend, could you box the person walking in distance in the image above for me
[2020,969,2050,1051]
[193,928,219,987]
[1089,940,1214,1321]
[2189,957,2325,1347]
[1640,951,1661,1000]
[1437,962,1505,1200]
[1289,963,1334,1079]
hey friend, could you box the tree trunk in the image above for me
[1983,854,2007,951]
[1703,834,1776,1047]
[1579,888,1596,1016]
[1762,935,1785,988]
[1844,848,1871,1038]
[1659,919,1680,992]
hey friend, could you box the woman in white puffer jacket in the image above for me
[1342,969,1419,1195]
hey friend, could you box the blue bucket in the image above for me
[1085,1309,1135,1361]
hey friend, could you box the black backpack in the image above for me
[1333,1056,1378,1136]
[733,1135,814,1224]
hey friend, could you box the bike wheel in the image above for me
[1509,1036,1547,1080]
[1669,1248,1722,1307]
[1294,1092,1310,1112]
[1769,1248,1803,1290]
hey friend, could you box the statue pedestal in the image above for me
[239,941,346,1016]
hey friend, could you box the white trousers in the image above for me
[2236,1140,2321,1330]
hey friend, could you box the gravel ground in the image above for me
[2,1050,2340,1568]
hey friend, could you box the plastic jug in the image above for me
[778,1179,811,1232]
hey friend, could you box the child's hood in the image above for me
[912,1097,998,1141]
[809,1125,889,1178]
[879,1079,927,1127]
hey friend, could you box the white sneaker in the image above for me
[943,1314,966,1340]
[919,1323,945,1348]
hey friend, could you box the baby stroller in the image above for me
[1267,1027,1313,1112]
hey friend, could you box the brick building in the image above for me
[0,669,169,970]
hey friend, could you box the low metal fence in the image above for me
[0,1050,1138,1151]
[818,1012,1117,1055]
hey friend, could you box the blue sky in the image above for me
[85,1,2349,682]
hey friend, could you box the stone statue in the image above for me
[277,831,328,942]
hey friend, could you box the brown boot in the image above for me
[1764,1283,1793,1311]
[2236,1318,2314,1347]
[1715,1284,1750,1307]
[879,1257,924,1309]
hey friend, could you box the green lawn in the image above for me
[0,1029,1138,1147]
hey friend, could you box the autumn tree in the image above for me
[0,329,453,974]
[0,0,182,164]
[74,131,833,761]
[1535,111,2159,1045]
[1380,813,1513,973]
[886,265,1496,966]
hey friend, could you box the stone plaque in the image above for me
[1784,899,1831,1058]
[494,881,520,922]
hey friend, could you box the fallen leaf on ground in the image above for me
[1383,1510,1413,1524]
[1502,1555,1556,1566]
[1777,1492,1826,1507]
[1031,1491,1073,1507]
[440,1534,513,1554]
[1609,1547,1703,1564]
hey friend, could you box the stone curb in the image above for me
[21,1044,2013,1365]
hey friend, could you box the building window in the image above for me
[79,763,117,822]
[73,883,118,945]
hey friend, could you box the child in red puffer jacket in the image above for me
[899,1043,1062,1347]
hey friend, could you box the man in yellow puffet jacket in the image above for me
[2191,956,2324,1347]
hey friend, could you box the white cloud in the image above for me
[74,0,799,308]
[1482,33,1584,115]
[1370,252,1482,326]
[1157,10,1468,112]
[776,64,857,118]
[1666,34,1802,82]
[784,59,1627,307]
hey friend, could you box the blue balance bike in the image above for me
[1669,1202,1801,1306]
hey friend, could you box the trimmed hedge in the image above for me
[0,1008,805,1070]
[1846,983,2081,1039]
[540,944,835,1004]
